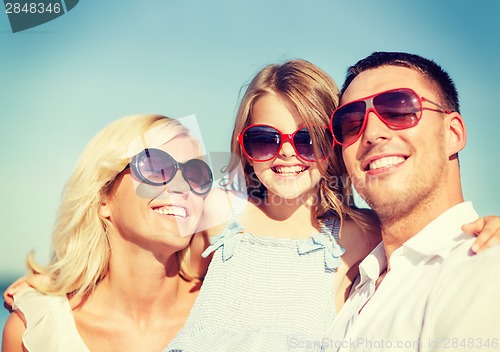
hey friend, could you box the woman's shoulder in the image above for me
[2,310,26,352]
[12,287,73,330]
[8,287,88,351]
[13,287,66,315]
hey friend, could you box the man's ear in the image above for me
[447,113,466,158]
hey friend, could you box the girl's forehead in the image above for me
[250,94,305,127]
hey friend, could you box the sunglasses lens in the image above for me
[183,159,213,196]
[332,101,366,145]
[133,149,176,185]
[293,128,315,161]
[242,126,281,161]
[373,90,420,128]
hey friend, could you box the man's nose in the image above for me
[359,110,393,146]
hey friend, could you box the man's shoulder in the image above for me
[470,245,500,261]
[444,239,500,269]
[422,244,500,346]
[435,244,500,294]
[452,245,500,277]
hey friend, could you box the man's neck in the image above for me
[379,197,464,265]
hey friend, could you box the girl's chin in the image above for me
[266,189,319,203]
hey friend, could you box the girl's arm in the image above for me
[464,215,500,253]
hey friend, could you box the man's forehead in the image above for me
[341,66,423,104]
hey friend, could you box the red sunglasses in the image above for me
[238,124,333,162]
[330,88,453,147]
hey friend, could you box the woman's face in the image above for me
[100,135,206,251]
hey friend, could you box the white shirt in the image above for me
[325,202,500,352]
[13,287,90,351]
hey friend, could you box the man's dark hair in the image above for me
[341,52,460,113]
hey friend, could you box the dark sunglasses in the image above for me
[238,124,333,162]
[128,148,213,196]
[330,88,453,147]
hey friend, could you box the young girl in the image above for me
[166,60,500,351]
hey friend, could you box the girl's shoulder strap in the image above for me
[321,216,341,241]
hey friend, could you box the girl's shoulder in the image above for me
[188,189,250,273]
[338,213,381,267]
[197,188,249,238]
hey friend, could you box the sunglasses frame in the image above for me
[237,124,330,163]
[129,148,213,196]
[330,88,453,147]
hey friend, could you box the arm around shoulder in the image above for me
[2,311,26,352]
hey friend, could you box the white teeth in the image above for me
[369,156,405,170]
[153,206,187,218]
[273,165,306,175]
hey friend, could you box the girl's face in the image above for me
[100,135,205,251]
[248,93,324,202]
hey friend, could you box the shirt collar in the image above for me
[402,201,478,258]
[355,202,478,289]
[356,242,386,289]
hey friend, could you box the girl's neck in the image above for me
[243,191,320,239]
[262,188,317,221]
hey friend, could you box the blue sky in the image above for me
[0,0,499,281]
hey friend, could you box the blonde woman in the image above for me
[2,114,213,352]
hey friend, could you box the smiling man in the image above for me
[326,52,500,352]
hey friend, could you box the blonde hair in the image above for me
[230,59,376,230]
[27,114,200,299]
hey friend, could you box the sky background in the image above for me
[1,0,499,331]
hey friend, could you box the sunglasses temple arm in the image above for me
[422,97,452,114]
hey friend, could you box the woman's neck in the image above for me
[77,244,195,322]
[70,245,199,351]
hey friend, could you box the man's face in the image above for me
[340,66,452,220]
